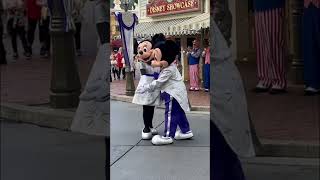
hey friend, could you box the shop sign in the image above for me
[146,0,201,17]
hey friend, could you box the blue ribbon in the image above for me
[115,12,138,70]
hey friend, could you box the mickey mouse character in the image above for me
[132,40,161,140]
[137,38,194,145]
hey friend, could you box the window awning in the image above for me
[134,18,190,37]
[170,13,210,35]
[134,21,156,37]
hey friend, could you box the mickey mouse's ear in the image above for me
[165,40,179,56]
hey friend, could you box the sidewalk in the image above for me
[237,61,319,143]
[1,55,94,105]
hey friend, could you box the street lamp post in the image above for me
[49,0,81,108]
[288,0,304,84]
[122,0,136,96]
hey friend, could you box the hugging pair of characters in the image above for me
[132,34,193,145]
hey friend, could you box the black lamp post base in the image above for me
[289,63,304,85]
[50,91,80,108]
[125,72,135,96]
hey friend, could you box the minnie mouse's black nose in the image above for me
[139,51,143,55]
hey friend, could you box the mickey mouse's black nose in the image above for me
[139,51,143,55]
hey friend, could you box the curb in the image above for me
[111,95,210,112]
[0,103,74,130]
[0,103,318,158]
[259,139,320,158]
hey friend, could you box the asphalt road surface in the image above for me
[0,120,106,180]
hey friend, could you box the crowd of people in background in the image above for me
[0,0,86,65]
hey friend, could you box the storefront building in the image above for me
[135,0,210,82]
[110,0,210,83]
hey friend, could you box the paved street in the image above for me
[110,100,210,180]
[110,101,319,180]
[0,120,106,180]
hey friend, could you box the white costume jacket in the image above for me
[139,64,190,112]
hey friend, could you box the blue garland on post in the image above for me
[115,12,138,70]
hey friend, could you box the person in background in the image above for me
[94,0,108,45]
[302,0,320,96]
[38,0,50,58]
[73,0,86,56]
[121,53,126,79]
[110,50,118,80]
[116,47,125,80]
[26,0,41,56]
[187,39,201,91]
[6,0,31,59]
[202,41,210,92]
[253,0,287,94]
[0,0,7,65]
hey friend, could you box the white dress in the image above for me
[132,62,161,106]
[71,43,109,137]
[211,20,255,158]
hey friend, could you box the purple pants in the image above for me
[162,92,190,138]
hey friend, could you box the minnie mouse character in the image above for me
[132,40,161,140]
